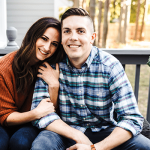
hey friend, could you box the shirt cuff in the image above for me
[117,119,143,136]
[32,112,60,129]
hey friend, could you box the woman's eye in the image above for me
[52,43,58,47]
[41,37,47,41]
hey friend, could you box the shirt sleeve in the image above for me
[31,77,60,129]
[109,60,144,136]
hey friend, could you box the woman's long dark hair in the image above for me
[12,17,64,93]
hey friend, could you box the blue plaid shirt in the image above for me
[31,46,143,136]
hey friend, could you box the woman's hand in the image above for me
[37,62,59,87]
[35,98,55,119]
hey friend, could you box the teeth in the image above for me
[39,48,48,55]
[69,45,79,48]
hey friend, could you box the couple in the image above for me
[0,8,149,150]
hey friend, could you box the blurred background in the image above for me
[61,0,150,49]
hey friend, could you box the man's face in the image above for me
[61,16,96,68]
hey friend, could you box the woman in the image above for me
[0,17,64,150]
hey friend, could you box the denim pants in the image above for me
[31,126,150,150]
[0,123,40,150]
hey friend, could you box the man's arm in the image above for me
[46,119,92,145]
[94,127,132,150]
[68,127,132,150]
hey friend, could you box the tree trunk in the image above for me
[123,0,132,44]
[82,0,86,10]
[134,0,141,40]
[102,0,111,48]
[89,0,96,45]
[72,0,80,8]
[118,0,125,43]
[89,0,96,31]
[98,0,103,47]
[113,0,116,19]
[139,0,147,41]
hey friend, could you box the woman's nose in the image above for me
[44,42,50,51]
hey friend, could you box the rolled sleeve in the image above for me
[31,77,60,129]
[109,61,143,136]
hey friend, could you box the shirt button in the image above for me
[83,118,85,120]
[79,90,81,93]
[81,105,83,107]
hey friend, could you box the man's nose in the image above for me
[69,32,78,41]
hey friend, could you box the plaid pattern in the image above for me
[31,78,60,129]
[31,46,143,136]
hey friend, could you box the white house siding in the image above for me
[0,0,7,48]
[7,0,56,47]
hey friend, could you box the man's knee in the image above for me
[31,130,66,150]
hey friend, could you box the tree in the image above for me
[89,0,96,31]
[82,0,87,9]
[89,0,96,45]
[98,0,103,47]
[134,0,141,40]
[72,0,80,8]
[102,0,111,48]
[139,0,147,41]
[118,0,131,44]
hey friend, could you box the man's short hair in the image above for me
[61,8,94,33]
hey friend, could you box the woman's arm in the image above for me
[6,98,55,126]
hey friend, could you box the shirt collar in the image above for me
[65,46,99,69]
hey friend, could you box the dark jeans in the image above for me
[31,126,150,150]
[0,123,40,150]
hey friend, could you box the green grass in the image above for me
[125,65,150,118]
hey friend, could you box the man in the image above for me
[31,8,150,150]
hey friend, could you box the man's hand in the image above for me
[67,143,91,150]
[37,62,59,87]
[75,132,92,145]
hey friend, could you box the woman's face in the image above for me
[35,27,60,63]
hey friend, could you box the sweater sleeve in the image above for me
[0,75,17,126]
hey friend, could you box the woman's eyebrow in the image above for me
[43,35,49,39]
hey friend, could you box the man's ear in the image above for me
[90,32,96,44]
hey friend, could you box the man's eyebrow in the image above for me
[77,27,86,30]
[62,27,70,30]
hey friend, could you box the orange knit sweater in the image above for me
[0,51,34,126]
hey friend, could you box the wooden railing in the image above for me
[104,49,150,123]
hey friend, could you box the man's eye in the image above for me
[79,30,84,33]
[41,37,47,41]
[64,30,69,33]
